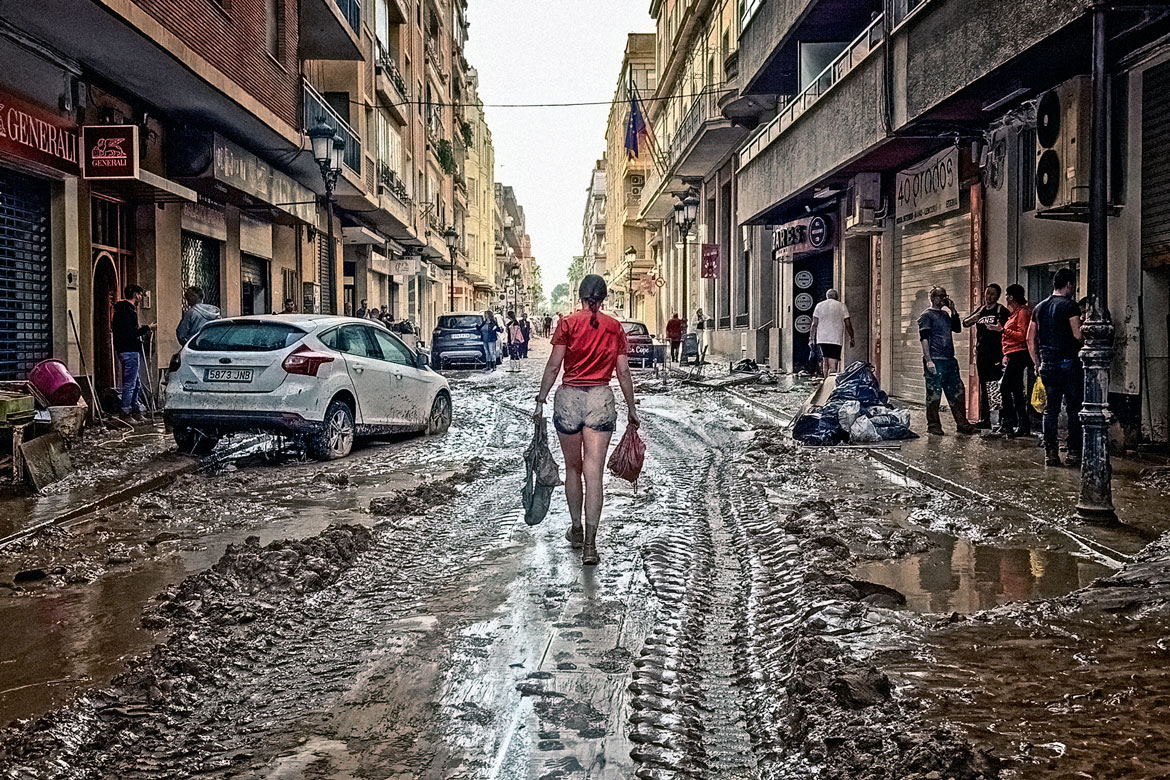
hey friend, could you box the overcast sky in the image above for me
[465,1,655,294]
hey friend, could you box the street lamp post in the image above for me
[625,245,637,319]
[1078,3,1117,523]
[308,119,344,315]
[673,189,699,318]
[444,225,459,313]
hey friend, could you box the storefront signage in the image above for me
[0,88,79,175]
[895,147,959,226]
[82,125,138,179]
[212,134,318,226]
[772,215,834,260]
[701,244,720,278]
[391,256,420,277]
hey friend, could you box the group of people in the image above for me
[663,309,712,363]
[478,310,540,371]
[917,267,1086,467]
[354,299,417,335]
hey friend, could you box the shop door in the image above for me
[0,168,52,381]
[891,212,972,400]
[182,232,221,308]
[240,254,270,315]
[91,196,135,394]
[791,252,833,373]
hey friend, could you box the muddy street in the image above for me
[2,344,1169,779]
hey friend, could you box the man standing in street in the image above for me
[175,286,220,345]
[693,308,707,361]
[519,312,532,358]
[810,289,854,376]
[919,286,978,436]
[666,312,684,363]
[279,298,297,314]
[355,299,369,319]
[112,284,155,422]
[543,314,553,338]
[479,309,501,369]
[1027,268,1083,467]
[963,283,1010,429]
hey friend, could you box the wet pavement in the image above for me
[1,347,1169,778]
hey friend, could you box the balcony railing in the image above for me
[334,0,361,35]
[376,42,409,102]
[424,40,447,82]
[425,106,443,144]
[378,161,410,203]
[303,80,362,175]
[739,14,883,170]
[668,86,735,164]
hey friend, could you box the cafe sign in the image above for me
[772,214,834,261]
[895,147,959,225]
[82,125,138,179]
[0,88,80,176]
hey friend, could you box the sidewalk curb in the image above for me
[0,434,266,550]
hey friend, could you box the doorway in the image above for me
[91,195,135,396]
[92,252,119,395]
[792,251,833,373]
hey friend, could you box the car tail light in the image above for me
[167,352,181,373]
[282,344,335,377]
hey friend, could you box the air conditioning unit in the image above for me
[630,174,645,186]
[844,173,882,233]
[1034,75,1091,211]
[631,186,642,195]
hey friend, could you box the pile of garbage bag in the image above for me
[792,361,917,446]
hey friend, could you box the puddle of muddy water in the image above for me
[853,534,1114,614]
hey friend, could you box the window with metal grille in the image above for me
[181,232,221,308]
[281,267,299,310]
[241,254,270,315]
[0,168,52,381]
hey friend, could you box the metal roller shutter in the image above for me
[1142,59,1170,268]
[318,234,335,315]
[891,212,972,399]
[0,168,51,381]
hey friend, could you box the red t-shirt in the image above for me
[552,309,629,386]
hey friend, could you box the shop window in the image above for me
[1027,259,1079,306]
[181,233,221,308]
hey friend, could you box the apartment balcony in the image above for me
[424,40,448,84]
[300,0,364,61]
[375,43,410,124]
[425,107,444,147]
[303,81,362,175]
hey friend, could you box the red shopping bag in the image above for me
[607,424,645,483]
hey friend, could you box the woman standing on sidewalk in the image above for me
[1000,284,1034,438]
[533,275,639,565]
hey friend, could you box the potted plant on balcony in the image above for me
[436,139,457,176]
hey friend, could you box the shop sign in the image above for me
[391,256,420,277]
[701,243,720,278]
[82,125,138,178]
[0,88,79,175]
[895,147,959,225]
[772,215,834,260]
[212,134,318,226]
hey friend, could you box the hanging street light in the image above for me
[625,245,637,319]
[674,187,699,320]
[307,119,343,315]
[444,224,460,313]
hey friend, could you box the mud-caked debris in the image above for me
[369,458,487,518]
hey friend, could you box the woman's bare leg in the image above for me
[581,428,614,549]
[557,430,584,534]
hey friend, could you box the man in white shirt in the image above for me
[810,289,854,376]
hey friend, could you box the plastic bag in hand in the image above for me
[522,418,560,526]
[607,424,646,483]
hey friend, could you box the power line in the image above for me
[338,85,732,112]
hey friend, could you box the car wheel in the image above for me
[308,399,355,460]
[425,392,452,435]
[174,425,219,456]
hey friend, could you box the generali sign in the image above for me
[0,88,80,176]
[895,147,959,225]
[82,125,139,179]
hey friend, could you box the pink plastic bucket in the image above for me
[29,359,82,406]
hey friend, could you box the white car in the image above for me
[163,315,452,460]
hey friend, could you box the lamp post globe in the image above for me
[330,137,346,175]
[444,225,459,312]
[308,119,336,166]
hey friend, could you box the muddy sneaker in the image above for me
[581,543,600,566]
[564,525,584,549]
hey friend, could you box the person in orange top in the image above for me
[533,275,639,565]
[1000,283,1034,438]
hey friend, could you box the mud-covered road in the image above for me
[3,342,1169,779]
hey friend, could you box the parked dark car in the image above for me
[619,320,661,368]
[431,312,491,369]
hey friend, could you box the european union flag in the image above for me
[625,94,648,160]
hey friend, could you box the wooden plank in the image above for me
[19,432,72,491]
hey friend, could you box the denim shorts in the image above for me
[552,385,617,435]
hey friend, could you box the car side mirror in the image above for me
[416,351,430,369]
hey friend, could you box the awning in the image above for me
[92,169,197,204]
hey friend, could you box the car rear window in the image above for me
[188,322,306,352]
[438,315,483,329]
[622,322,649,336]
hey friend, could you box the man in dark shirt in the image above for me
[111,284,155,421]
[962,283,1010,429]
[919,286,978,435]
[1027,268,1083,467]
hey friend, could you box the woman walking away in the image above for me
[534,274,639,565]
[506,310,524,372]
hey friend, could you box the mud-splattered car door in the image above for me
[371,328,433,428]
[326,325,397,426]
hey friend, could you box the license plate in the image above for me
[204,368,254,382]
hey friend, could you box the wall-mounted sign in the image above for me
[0,88,79,175]
[794,270,815,289]
[795,292,814,311]
[794,314,813,334]
[391,256,420,277]
[82,125,138,179]
[773,215,834,260]
[701,243,720,278]
[895,147,959,225]
[212,134,318,226]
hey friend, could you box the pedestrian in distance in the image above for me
[1027,267,1084,467]
[506,310,524,372]
[356,299,369,319]
[175,286,220,346]
[543,314,553,338]
[519,312,532,358]
[666,312,684,363]
[1000,284,1034,438]
[112,284,156,422]
[919,286,978,436]
[810,289,854,377]
[279,298,297,314]
[963,283,1010,430]
[693,308,707,361]
[369,306,381,321]
[534,274,639,566]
